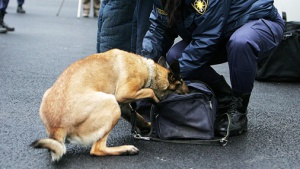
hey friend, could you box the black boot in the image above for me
[208,76,249,136]
[0,11,7,33]
[17,5,26,14]
[208,76,234,115]
[215,92,250,136]
[0,23,7,33]
[0,11,14,32]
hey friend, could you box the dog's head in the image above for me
[153,57,189,100]
[167,59,189,94]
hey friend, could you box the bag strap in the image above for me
[131,105,231,146]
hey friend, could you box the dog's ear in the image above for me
[157,57,168,68]
[168,72,181,90]
[169,60,181,80]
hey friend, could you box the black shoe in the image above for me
[215,93,250,137]
[17,6,26,14]
[0,25,7,33]
[2,22,14,31]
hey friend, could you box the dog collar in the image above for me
[145,59,154,88]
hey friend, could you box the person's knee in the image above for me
[228,32,258,51]
[227,30,260,63]
[166,40,188,64]
[166,48,181,64]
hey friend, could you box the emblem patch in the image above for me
[191,0,208,14]
[156,7,168,16]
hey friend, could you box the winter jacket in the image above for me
[142,0,280,77]
[96,0,136,53]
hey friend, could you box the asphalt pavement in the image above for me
[1,0,300,168]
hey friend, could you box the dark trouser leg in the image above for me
[131,0,153,54]
[228,17,284,94]
[17,0,25,13]
[215,15,285,136]
[17,0,24,5]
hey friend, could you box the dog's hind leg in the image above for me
[82,93,139,156]
[90,133,139,156]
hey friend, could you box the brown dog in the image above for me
[31,49,188,161]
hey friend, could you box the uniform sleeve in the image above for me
[141,6,178,62]
[179,0,231,80]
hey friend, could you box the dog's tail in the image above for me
[31,138,66,162]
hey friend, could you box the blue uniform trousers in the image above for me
[167,14,285,94]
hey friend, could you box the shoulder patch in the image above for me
[156,7,168,16]
[191,0,209,15]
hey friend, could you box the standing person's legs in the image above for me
[93,0,101,17]
[83,0,91,17]
[0,0,14,33]
[17,0,25,13]
[0,0,7,33]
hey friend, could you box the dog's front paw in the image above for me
[153,96,160,103]
[121,145,139,155]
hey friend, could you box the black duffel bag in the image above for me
[256,13,300,82]
[131,81,230,146]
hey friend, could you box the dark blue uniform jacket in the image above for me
[142,0,279,79]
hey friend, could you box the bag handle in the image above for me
[282,12,287,22]
[131,105,231,146]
